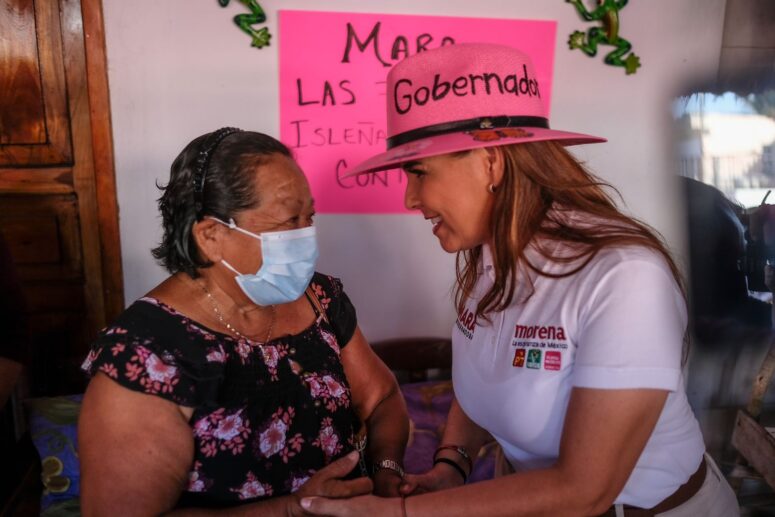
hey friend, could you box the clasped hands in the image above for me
[294,452,465,517]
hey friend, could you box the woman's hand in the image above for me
[289,451,374,516]
[399,463,465,496]
[300,494,402,517]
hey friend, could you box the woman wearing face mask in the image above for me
[78,129,408,516]
[300,44,739,517]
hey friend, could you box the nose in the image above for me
[404,173,420,210]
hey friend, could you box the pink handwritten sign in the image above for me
[279,11,557,213]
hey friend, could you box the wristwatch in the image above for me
[372,459,405,478]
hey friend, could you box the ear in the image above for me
[484,146,505,189]
[192,218,226,264]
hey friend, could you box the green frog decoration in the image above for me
[566,0,641,75]
[218,0,271,48]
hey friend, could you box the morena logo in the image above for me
[514,324,567,341]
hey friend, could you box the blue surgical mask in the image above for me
[210,217,319,306]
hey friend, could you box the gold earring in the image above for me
[488,184,496,193]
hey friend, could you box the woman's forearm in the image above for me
[439,398,492,460]
[366,383,409,463]
[166,494,299,517]
[402,465,597,517]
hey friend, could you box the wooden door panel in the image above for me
[0,0,121,508]
[23,283,86,313]
[0,0,72,166]
[0,0,46,143]
[0,167,74,194]
[0,0,122,402]
[0,194,83,281]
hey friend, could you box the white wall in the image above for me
[103,0,726,342]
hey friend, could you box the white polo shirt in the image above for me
[452,240,705,508]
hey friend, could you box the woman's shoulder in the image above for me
[100,296,190,337]
[94,296,227,360]
[572,245,682,299]
[594,244,673,271]
[84,296,226,407]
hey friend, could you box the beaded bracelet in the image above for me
[433,444,473,474]
[433,457,468,484]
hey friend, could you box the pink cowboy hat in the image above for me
[344,43,606,177]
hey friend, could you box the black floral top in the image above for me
[81,273,362,508]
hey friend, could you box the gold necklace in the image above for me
[199,282,276,343]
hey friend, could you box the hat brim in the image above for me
[342,127,606,178]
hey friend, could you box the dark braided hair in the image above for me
[151,129,292,277]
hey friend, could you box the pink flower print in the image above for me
[322,375,345,398]
[81,349,101,371]
[291,475,311,493]
[132,345,151,362]
[231,472,272,500]
[259,419,288,458]
[260,344,288,381]
[319,328,340,356]
[145,353,177,383]
[307,376,325,398]
[98,363,118,379]
[304,373,350,412]
[201,441,218,458]
[262,346,280,368]
[124,361,144,382]
[193,417,211,437]
[188,472,205,492]
[110,343,126,356]
[186,462,212,493]
[313,418,342,459]
[236,340,252,362]
[214,411,249,455]
[311,283,332,312]
[214,413,244,441]
[206,348,226,363]
[195,409,251,457]
[318,425,340,457]
[281,433,305,463]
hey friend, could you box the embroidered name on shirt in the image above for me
[455,307,476,340]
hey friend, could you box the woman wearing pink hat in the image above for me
[301,44,739,516]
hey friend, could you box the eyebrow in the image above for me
[401,161,422,171]
[278,200,315,224]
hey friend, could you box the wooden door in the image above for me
[0,0,123,395]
